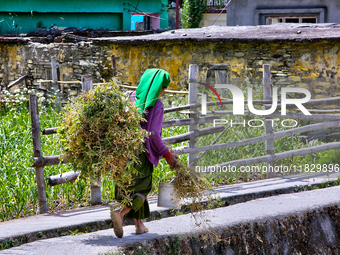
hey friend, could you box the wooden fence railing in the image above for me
[29,64,340,214]
[175,64,340,178]
[29,74,97,213]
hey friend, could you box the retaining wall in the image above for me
[121,187,340,255]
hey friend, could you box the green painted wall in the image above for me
[0,0,168,34]
[0,13,123,33]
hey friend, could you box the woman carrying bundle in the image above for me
[110,68,178,238]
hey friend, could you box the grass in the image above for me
[0,89,338,222]
[0,103,90,221]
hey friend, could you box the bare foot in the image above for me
[110,210,123,238]
[111,206,131,238]
[135,219,148,234]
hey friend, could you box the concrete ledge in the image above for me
[1,186,340,254]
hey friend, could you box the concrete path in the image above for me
[0,171,339,254]
[1,183,340,254]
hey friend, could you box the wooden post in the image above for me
[81,74,102,205]
[111,55,117,77]
[23,77,30,112]
[51,56,61,113]
[30,94,48,214]
[176,0,179,29]
[188,65,199,166]
[263,64,275,178]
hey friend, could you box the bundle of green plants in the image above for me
[58,81,148,203]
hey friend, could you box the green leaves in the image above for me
[181,0,207,28]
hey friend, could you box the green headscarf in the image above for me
[135,69,171,114]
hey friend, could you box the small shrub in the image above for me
[181,0,207,28]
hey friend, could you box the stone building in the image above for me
[227,0,340,26]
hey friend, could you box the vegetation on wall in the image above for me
[181,0,207,28]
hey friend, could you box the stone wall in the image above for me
[0,42,112,99]
[108,40,340,99]
[1,38,340,100]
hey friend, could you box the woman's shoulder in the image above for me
[145,99,164,118]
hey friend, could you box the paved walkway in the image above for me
[0,171,339,254]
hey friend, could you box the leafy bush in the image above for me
[181,0,207,28]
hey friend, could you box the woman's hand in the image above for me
[163,151,179,169]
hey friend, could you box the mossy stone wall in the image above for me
[1,39,340,99]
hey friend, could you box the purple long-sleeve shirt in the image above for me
[130,91,169,166]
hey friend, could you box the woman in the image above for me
[111,68,178,238]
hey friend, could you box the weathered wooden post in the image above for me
[51,56,61,113]
[263,64,275,178]
[81,74,93,91]
[188,64,199,166]
[23,77,30,112]
[81,74,102,205]
[111,55,117,77]
[30,94,48,213]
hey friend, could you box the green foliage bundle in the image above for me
[172,159,211,221]
[172,159,215,230]
[58,82,147,187]
[173,159,209,201]
[181,0,207,28]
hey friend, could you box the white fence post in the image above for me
[188,65,199,166]
[81,74,102,205]
[263,64,275,178]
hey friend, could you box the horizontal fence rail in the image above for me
[164,97,340,114]
[163,125,225,145]
[41,116,219,135]
[267,112,340,121]
[32,155,69,168]
[42,127,59,135]
[48,171,80,186]
[8,74,28,89]
[206,141,340,170]
[162,116,217,128]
